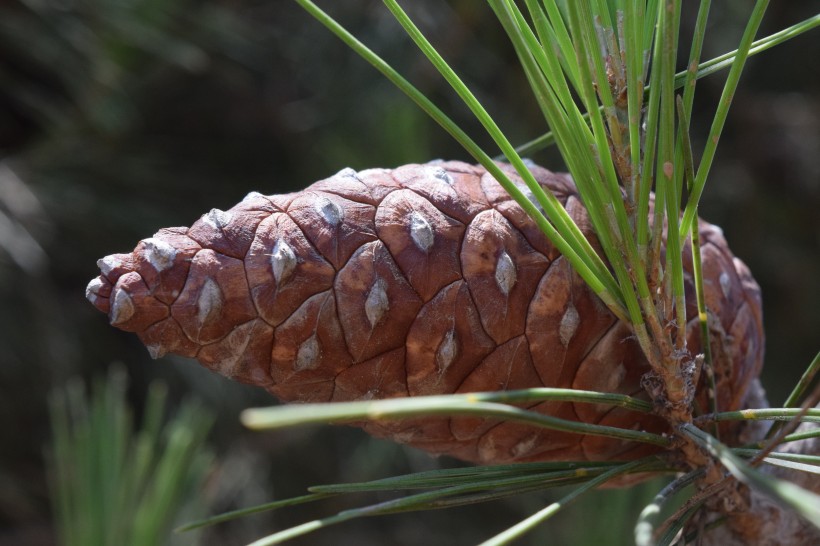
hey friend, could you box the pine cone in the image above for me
[86,161,764,464]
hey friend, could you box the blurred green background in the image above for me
[0,1,817,545]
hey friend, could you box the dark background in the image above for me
[0,1,817,545]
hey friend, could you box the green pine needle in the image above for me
[242,391,670,447]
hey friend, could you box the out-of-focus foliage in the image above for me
[48,365,213,546]
[0,1,817,545]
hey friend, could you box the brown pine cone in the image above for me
[86,160,764,464]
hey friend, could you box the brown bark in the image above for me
[86,160,764,467]
[702,379,820,545]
